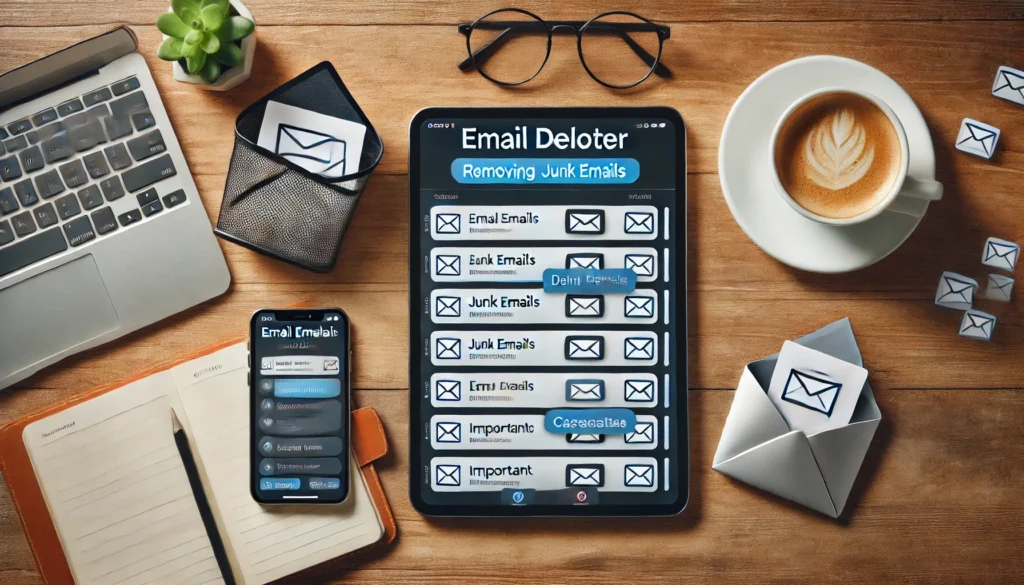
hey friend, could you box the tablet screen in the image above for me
[410,109,687,515]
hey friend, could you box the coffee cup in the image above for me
[769,88,942,226]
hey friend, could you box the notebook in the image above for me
[0,340,396,585]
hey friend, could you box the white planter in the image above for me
[167,0,256,91]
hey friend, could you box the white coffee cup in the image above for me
[769,87,943,226]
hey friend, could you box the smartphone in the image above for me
[250,308,350,504]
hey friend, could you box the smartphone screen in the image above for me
[250,309,350,504]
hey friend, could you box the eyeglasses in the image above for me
[458,9,672,89]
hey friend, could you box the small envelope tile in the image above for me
[934,271,977,310]
[981,237,1019,272]
[984,274,1014,302]
[959,310,996,341]
[992,66,1024,106]
[955,118,1000,159]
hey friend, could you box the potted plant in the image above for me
[157,0,256,91]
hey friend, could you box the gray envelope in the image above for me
[712,318,881,518]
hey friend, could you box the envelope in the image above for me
[624,379,655,402]
[435,213,461,234]
[959,310,996,341]
[276,124,347,175]
[624,295,655,318]
[435,464,461,486]
[624,254,655,277]
[435,421,462,443]
[566,253,604,270]
[435,255,461,276]
[713,318,881,518]
[624,337,655,360]
[982,237,1019,271]
[435,379,462,401]
[566,295,604,318]
[934,271,977,310]
[323,358,339,371]
[435,296,461,317]
[435,338,461,360]
[624,421,655,444]
[624,211,655,234]
[955,118,1000,159]
[566,464,604,487]
[781,370,841,416]
[566,433,604,443]
[623,464,655,487]
[992,66,1024,106]
[565,336,604,360]
[565,209,605,234]
[566,379,605,401]
[984,274,1014,302]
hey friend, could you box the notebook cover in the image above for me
[0,338,396,585]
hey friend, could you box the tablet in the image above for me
[409,107,688,516]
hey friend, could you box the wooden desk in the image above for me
[1,1,1022,583]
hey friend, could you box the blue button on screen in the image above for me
[273,378,341,398]
[260,478,301,491]
[308,477,341,490]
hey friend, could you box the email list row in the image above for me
[430,205,666,240]
[429,414,666,451]
[431,457,663,492]
[429,330,665,366]
[429,373,665,408]
[430,289,664,324]
[429,247,667,283]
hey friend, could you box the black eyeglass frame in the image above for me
[458,8,671,89]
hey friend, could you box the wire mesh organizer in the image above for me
[215,62,383,273]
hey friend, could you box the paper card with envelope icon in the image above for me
[565,295,604,318]
[434,255,461,277]
[955,118,1000,159]
[565,336,604,360]
[435,296,461,318]
[565,464,604,487]
[435,213,461,234]
[992,65,1024,106]
[566,433,604,444]
[624,421,655,444]
[959,309,996,341]
[566,379,605,401]
[435,421,462,443]
[435,464,461,487]
[256,101,366,179]
[435,338,462,360]
[934,271,977,310]
[565,209,605,234]
[984,274,1014,302]
[981,237,1019,271]
[623,464,655,487]
[623,337,655,361]
[435,380,462,402]
[566,253,604,270]
[624,379,656,403]
[623,295,655,319]
[624,211,655,235]
[713,318,881,518]
[768,341,866,435]
[624,254,656,277]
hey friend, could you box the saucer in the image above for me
[718,56,937,273]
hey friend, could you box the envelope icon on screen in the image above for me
[624,212,655,234]
[435,422,462,443]
[567,434,604,443]
[624,295,655,318]
[566,295,604,318]
[992,66,1024,106]
[624,422,655,444]
[565,209,605,234]
[436,380,462,401]
[435,296,461,317]
[782,370,842,417]
[435,213,461,234]
[982,237,1019,271]
[566,464,604,487]
[955,118,1000,159]
[624,379,655,402]
[435,255,461,276]
[566,379,605,401]
[624,254,655,277]
[323,358,339,371]
[624,337,655,360]
[436,338,461,360]
[276,124,347,176]
[566,253,604,270]
[435,464,461,486]
[565,336,604,360]
[624,464,655,487]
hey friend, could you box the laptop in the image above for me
[0,27,230,390]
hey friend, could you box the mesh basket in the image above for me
[215,62,383,273]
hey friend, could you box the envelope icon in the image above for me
[436,338,461,360]
[934,271,977,310]
[323,358,339,371]
[624,422,655,444]
[565,209,605,234]
[624,254,655,277]
[782,370,842,417]
[436,379,462,401]
[624,295,655,318]
[992,66,1024,106]
[566,253,604,270]
[567,433,604,443]
[435,421,462,443]
[565,336,604,360]
[566,379,605,401]
[435,255,461,276]
[435,464,461,486]
[566,464,604,487]
[624,212,654,234]
[276,124,347,176]
[624,337,655,361]
[623,464,655,487]
[984,274,1014,302]
[435,213,461,234]
[624,379,655,402]
[566,295,604,318]
[960,310,996,341]
[982,237,1019,271]
[955,118,1000,159]
[435,296,461,317]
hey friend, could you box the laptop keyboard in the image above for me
[0,76,187,278]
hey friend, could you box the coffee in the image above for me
[774,92,903,219]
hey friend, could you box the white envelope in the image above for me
[567,380,605,401]
[984,274,1014,302]
[992,66,1024,106]
[713,318,881,518]
[624,422,655,444]
[781,370,841,416]
[955,118,1000,159]
[566,465,603,486]
[256,101,366,179]
[566,210,604,234]
[436,380,462,401]
[435,464,461,486]
[624,212,655,234]
[566,337,603,360]
[624,295,655,318]
[624,379,655,402]
[323,358,339,371]
[277,125,348,176]
[435,338,461,360]
[435,421,462,443]
[624,254,655,277]
[436,213,461,234]
[623,464,655,487]
[624,337,655,360]
[435,296,461,317]
[567,434,603,443]
[566,295,603,317]
[566,253,603,270]
[435,255,461,276]
[982,237,1019,271]
[959,310,996,341]
[934,271,977,310]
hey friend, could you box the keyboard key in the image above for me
[6,119,32,136]
[82,151,109,179]
[57,99,84,117]
[68,119,106,152]
[162,189,186,208]
[14,180,37,207]
[117,208,141,226]
[41,133,72,164]
[18,145,44,173]
[0,227,67,277]
[0,156,22,181]
[83,87,112,107]
[33,202,58,229]
[127,130,166,161]
[77,185,103,210]
[63,215,95,247]
[136,187,159,206]
[132,111,155,131]
[59,160,88,189]
[110,91,150,119]
[3,134,28,153]
[104,115,133,140]
[142,200,164,217]
[0,127,7,140]
[0,220,12,246]
[0,187,17,215]
[122,154,175,192]
[104,143,132,170]
[55,193,81,220]
[11,211,36,236]
[111,77,141,96]
[100,175,125,201]
[35,169,64,199]
[64,104,110,129]
[31,109,58,127]
[0,141,4,156]
[92,207,118,234]
[27,121,64,144]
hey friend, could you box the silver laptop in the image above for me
[0,28,230,390]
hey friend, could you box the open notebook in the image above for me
[1,342,396,585]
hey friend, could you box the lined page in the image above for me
[23,377,225,585]
[173,344,383,585]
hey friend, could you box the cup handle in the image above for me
[885,177,943,217]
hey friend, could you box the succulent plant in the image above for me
[157,0,254,83]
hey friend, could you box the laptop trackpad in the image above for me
[0,255,118,382]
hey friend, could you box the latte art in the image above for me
[804,108,874,190]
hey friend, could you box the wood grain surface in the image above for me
[1,1,1023,583]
